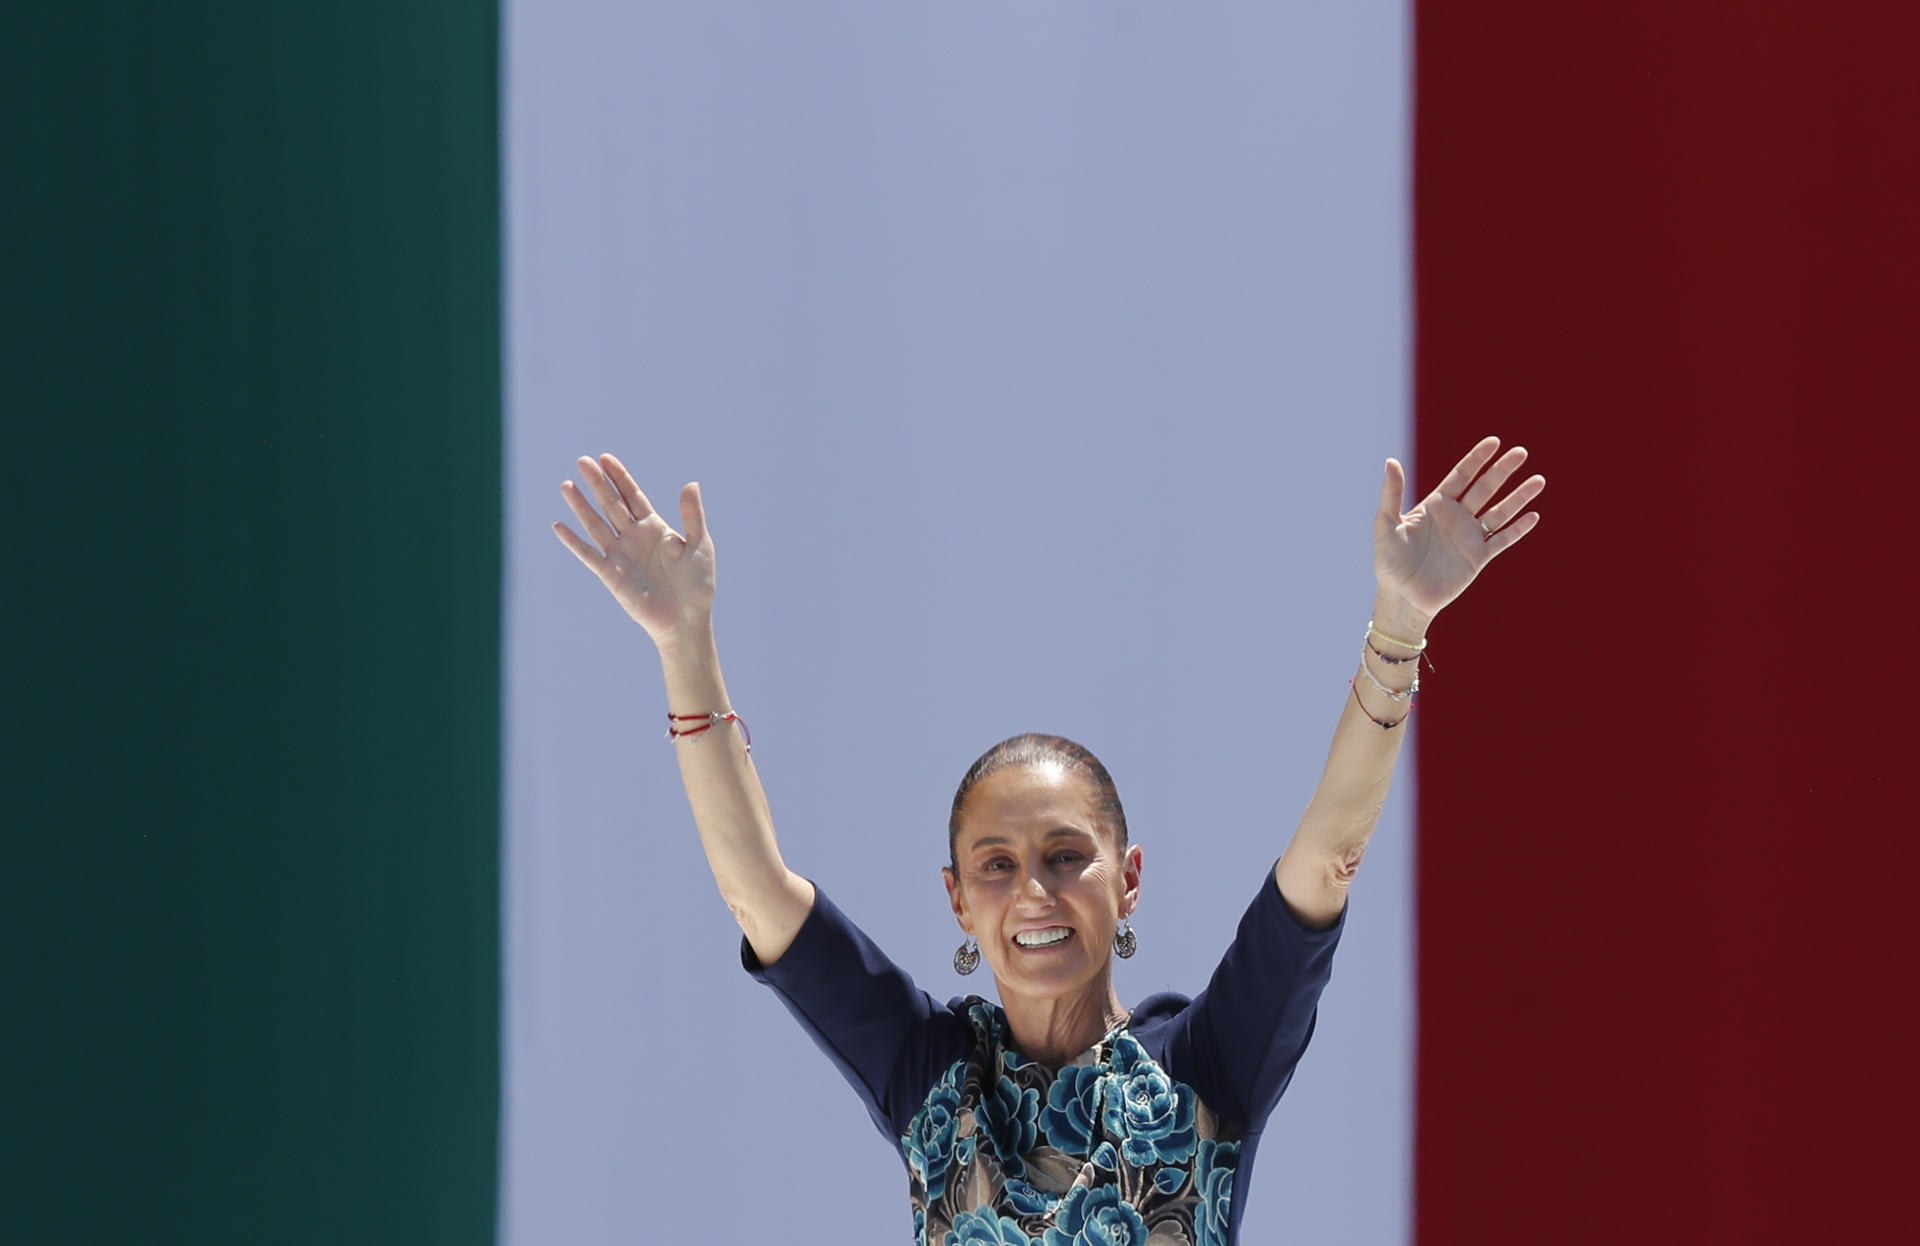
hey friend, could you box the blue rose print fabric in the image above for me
[745,867,1344,1246]
[903,999,1243,1246]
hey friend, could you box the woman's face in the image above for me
[942,763,1142,1001]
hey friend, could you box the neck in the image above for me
[994,972,1130,1068]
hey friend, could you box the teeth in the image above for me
[1015,928,1072,948]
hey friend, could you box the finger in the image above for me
[598,453,656,523]
[560,479,620,551]
[1376,458,1406,534]
[578,456,637,530]
[1461,446,1530,515]
[1474,473,1546,536]
[1484,510,1541,558]
[680,481,708,547]
[552,520,609,574]
[1434,436,1502,501]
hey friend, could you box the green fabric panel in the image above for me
[4,4,500,1243]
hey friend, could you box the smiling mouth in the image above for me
[1013,927,1074,949]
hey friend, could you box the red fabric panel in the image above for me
[1413,6,1918,1243]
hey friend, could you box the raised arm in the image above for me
[553,453,815,964]
[1274,436,1545,928]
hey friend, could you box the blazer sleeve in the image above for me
[743,882,969,1147]
[1161,862,1346,1131]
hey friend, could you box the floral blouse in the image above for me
[744,865,1343,1246]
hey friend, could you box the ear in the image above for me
[1119,843,1143,919]
[942,865,972,935]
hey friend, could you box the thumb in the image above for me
[1376,458,1406,533]
[679,481,709,547]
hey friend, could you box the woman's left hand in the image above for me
[1373,435,1546,619]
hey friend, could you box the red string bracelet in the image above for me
[1348,678,1410,730]
[666,710,752,753]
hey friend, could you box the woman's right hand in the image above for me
[553,453,715,649]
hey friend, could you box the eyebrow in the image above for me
[966,827,1095,850]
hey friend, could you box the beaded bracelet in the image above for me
[1348,678,1410,729]
[666,710,753,753]
[1365,618,1428,652]
[1366,622,1435,673]
[1358,652,1419,701]
[1352,612,1428,728]
[1366,636,1430,668]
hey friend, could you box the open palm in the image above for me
[1374,436,1545,618]
[553,453,714,645]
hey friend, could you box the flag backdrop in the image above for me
[1412,6,1917,1243]
[7,3,501,1243]
[11,3,1914,1245]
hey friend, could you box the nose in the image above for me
[1019,868,1052,905]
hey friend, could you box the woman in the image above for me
[553,437,1544,1246]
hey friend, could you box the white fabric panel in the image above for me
[504,4,1411,1242]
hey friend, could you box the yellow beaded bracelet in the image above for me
[1366,618,1428,653]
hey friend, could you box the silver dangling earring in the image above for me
[1114,919,1138,960]
[953,936,980,976]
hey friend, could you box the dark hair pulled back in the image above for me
[948,733,1128,868]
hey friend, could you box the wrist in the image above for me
[1369,591,1433,643]
[655,618,719,667]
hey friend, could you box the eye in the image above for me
[1050,852,1083,866]
[981,858,1011,872]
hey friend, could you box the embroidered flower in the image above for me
[905,1062,967,1202]
[910,1005,1239,1246]
[1191,1138,1240,1246]
[1003,1177,1062,1217]
[979,1071,1041,1176]
[1040,1064,1105,1156]
[1101,1034,1198,1166]
[1040,1184,1149,1246]
[946,1207,1037,1246]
